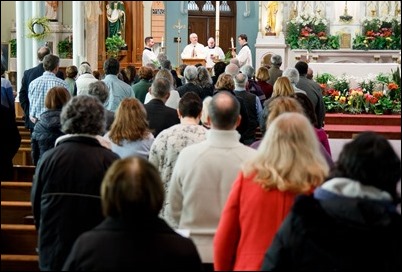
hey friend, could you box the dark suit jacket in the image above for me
[62,217,203,271]
[19,63,64,130]
[144,99,180,137]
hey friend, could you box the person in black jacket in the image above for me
[63,156,203,271]
[31,95,119,271]
[31,86,70,165]
[261,131,401,271]
[19,46,64,132]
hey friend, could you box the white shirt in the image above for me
[142,48,157,66]
[205,46,225,68]
[181,43,207,59]
[236,43,253,68]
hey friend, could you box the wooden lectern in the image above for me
[182,58,206,66]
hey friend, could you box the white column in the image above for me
[72,1,85,67]
[24,2,33,69]
[16,1,25,96]
[31,2,40,67]
[215,1,220,47]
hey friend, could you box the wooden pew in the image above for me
[1,224,39,271]
[1,201,33,224]
[1,182,32,202]
[12,148,33,166]
[12,165,35,182]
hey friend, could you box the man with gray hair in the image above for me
[31,95,119,271]
[144,77,180,137]
[240,64,266,104]
[76,63,98,95]
[177,65,203,98]
[88,81,115,131]
[28,54,69,124]
[282,67,307,95]
[234,72,262,145]
[268,54,283,86]
[166,91,257,270]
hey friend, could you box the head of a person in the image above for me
[238,34,248,46]
[154,68,174,89]
[45,86,71,110]
[307,68,314,80]
[261,95,304,135]
[138,66,154,81]
[61,95,105,135]
[234,72,248,89]
[209,91,240,130]
[215,73,235,92]
[183,65,198,83]
[42,54,60,72]
[196,66,212,85]
[271,54,282,68]
[256,66,270,82]
[124,65,137,82]
[229,58,240,68]
[145,36,154,47]
[272,76,295,97]
[294,92,319,128]
[103,57,120,75]
[213,61,227,77]
[109,98,149,143]
[178,91,202,119]
[160,59,172,70]
[201,96,213,128]
[92,70,101,80]
[178,64,187,76]
[157,53,168,66]
[189,33,198,44]
[101,156,164,219]
[88,81,110,104]
[151,77,171,100]
[207,37,215,48]
[240,65,255,79]
[295,61,309,76]
[80,61,91,67]
[224,63,240,77]
[330,132,401,200]
[37,46,51,61]
[65,65,78,79]
[282,67,300,85]
[246,112,328,193]
[78,63,93,76]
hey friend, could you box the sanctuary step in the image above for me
[324,113,401,139]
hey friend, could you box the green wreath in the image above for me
[27,17,51,40]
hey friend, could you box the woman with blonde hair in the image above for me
[272,76,295,97]
[104,98,154,159]
[214,112,328,271]
[256,66,273,99]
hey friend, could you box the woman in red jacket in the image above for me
[213,111,329,271]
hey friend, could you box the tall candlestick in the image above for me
[230,37,234,48]
[161,36,164,47]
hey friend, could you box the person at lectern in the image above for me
[181,33,207,60]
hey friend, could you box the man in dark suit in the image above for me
[144,77,180,137]
[19,46,64,132]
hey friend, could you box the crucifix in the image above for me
[173,19,186,65]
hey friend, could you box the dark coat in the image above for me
[62,217,203,271]
[144,99,180,137]
[31,109,63,165]
[261,194,401,271]
[31,135,119,271]
[19,63,64,130]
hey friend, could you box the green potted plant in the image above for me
[58,38,73,59]
[105,35,126,58]
[9,38,16,58]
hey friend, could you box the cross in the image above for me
[173,19,186,34]
[173,19,186,65]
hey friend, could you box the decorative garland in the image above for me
[27,17,51,40]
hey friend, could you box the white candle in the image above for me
[161,37,164,48]
[231,37,234,48]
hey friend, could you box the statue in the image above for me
[106,1,126,41]
[45,1,59,21]
[266,1,278,35]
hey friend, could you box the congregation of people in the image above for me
[1,31,400,271]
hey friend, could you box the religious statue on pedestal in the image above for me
[106,1,126,41]
[265,1,278,36]
[45,1,59,21]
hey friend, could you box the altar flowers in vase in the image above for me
[316,68,401,115]
[286,12,340,50]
